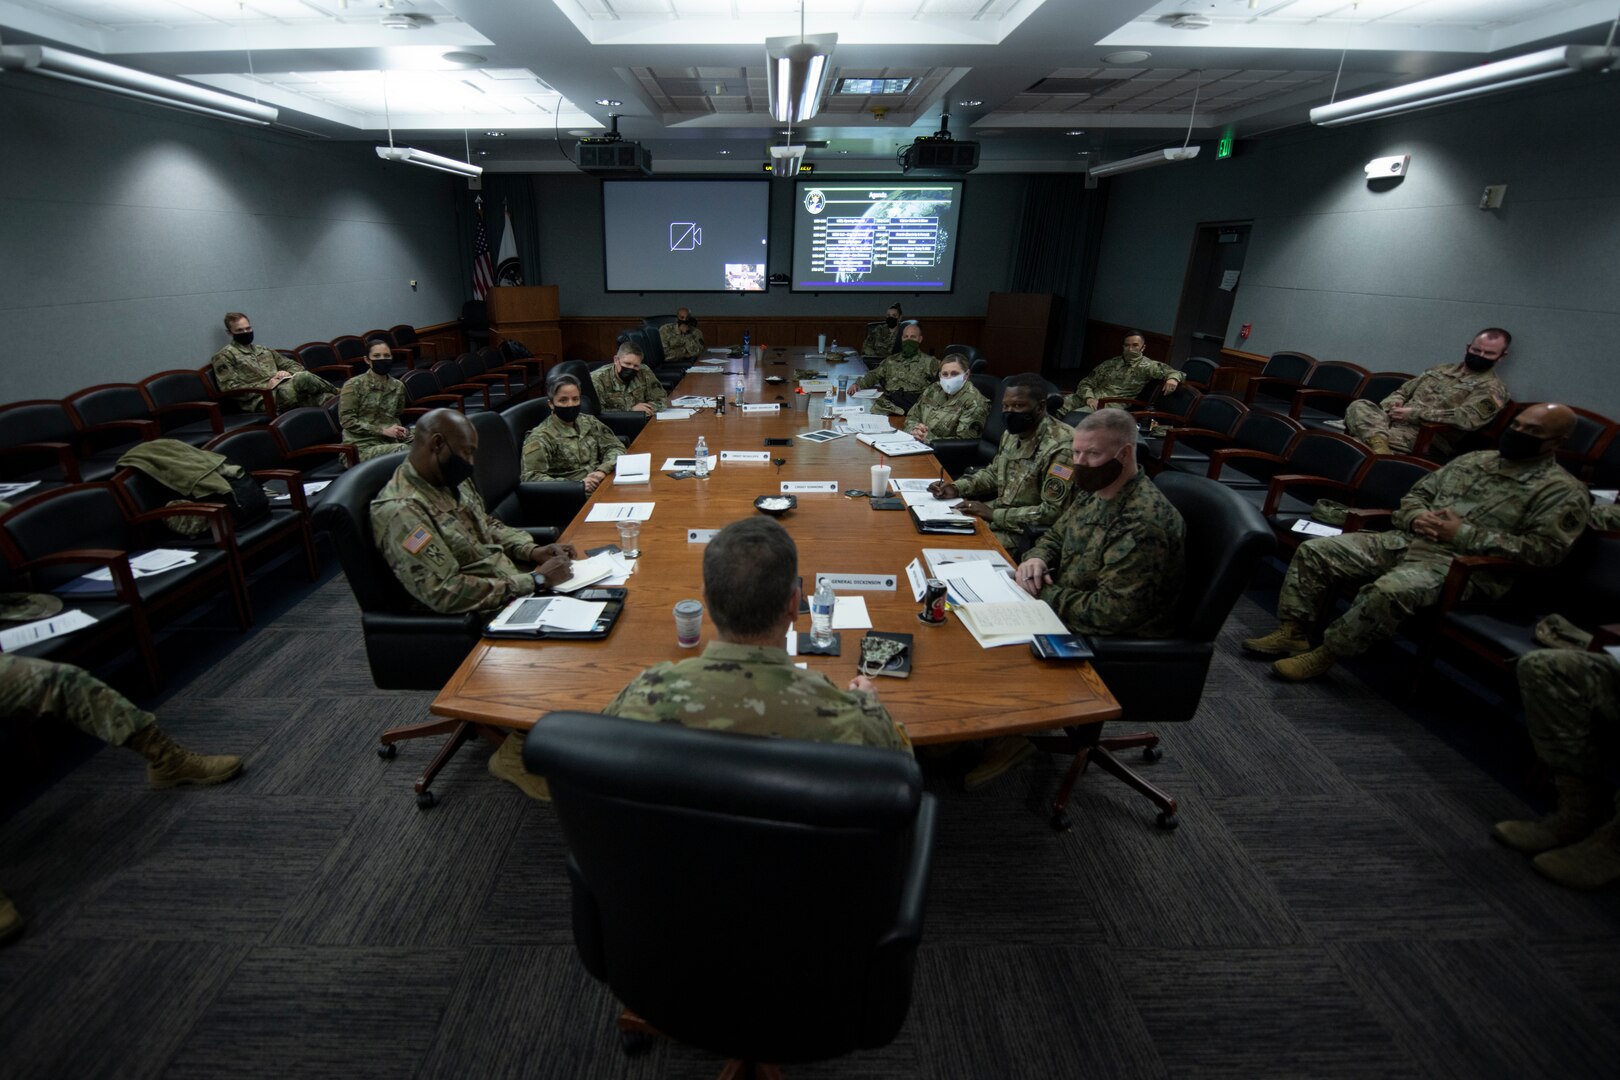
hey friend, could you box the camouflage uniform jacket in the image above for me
[1383,363,1509,453]
[1387,449,1591,599]
[903,380,990,440]
[370,459,538,614]
[658,323,707,362]
[1026,470,1185,637]
[339,370,409,455]
[1060,354,1184,414]
[210,342,306,411]
[855,350,941,394]
[955,415,1077,536]
[520,413,623,482]
[862,324,896,358]
[591,364,669,412]
[604,641,911,754]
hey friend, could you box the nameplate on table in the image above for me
[721,451,772,462]
[905,558,927,601]
[781,481,838,494]
[741,403,780,414]
[827,404,866,417]
[814,572,899,592]
[687,529,720,544]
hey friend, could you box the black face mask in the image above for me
[369,358,390,374]
[437,449,476,490]
[617,366,638,384]
[1072,456,1124,492]
[553,404,581,423]
[1498,428,1548,461]
[1003,410,1038,435]
[1463,351,1496,372]
[232,331,254,346]
[885,316,899,328]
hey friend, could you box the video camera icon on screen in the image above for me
[670,222,702,251]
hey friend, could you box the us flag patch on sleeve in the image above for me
[1048,462,1073,480]
[403,526,433,555]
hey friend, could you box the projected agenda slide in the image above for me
[792,181,963,292]
[602,180,770,292]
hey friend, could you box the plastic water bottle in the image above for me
[829,337,838,354]
[733,379,745,406]
[825,385,838,413]
[811,577,835,647]
[694,436,709,478]
[742,330,750,355]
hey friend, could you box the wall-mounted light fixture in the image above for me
[0,41,278,125]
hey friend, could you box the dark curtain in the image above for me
[456,175,543,297]
[1007,175,1109,374]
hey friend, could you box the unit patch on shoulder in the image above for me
[403,526,433,555]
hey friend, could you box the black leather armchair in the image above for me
[524,711,938,1077]
[470,410,577,539]
[1030,472,1275,830]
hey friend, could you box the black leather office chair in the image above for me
[524,711,938,1078]
[1030,472,1275,830]
[470,410,578,536]
[550,359,650,444]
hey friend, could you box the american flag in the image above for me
[471,196,495,299]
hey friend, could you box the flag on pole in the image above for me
[496,200,524,286]
[471,196,495,299]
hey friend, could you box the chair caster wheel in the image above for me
[416,791,437,809]
[1156,811,1179,830]
[618,1030,654,1056]
[1141,745,1163,763]
[1049,813,1071,832]
[377,744,398,760]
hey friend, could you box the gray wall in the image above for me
[531,172,1025,319]
[1090,77,1620,416]
[0,78,464,402]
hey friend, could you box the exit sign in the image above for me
[1217,131,1235,160]
[761,161,815,174]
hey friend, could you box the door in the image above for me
[1169,223,1250,365]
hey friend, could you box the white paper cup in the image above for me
[870,464,892,496]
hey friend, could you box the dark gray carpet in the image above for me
[3,566,1620,1079]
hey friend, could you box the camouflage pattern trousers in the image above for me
[1518,649,1620,796]
[1344,399,1418,452]
[0,653,155,746]
[1277,531,1459,658]
[272,372,336,411]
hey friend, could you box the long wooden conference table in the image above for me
[430,346,1120,745]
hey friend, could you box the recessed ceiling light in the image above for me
[1103,50,1152,64]
[442,51,486,66]
[959,99,983,106]
[838,149,850,154]
[485,130,506,137]
[595,98,622,107]
[718,149,732,155]
[1066,129,1086,135]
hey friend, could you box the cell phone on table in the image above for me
[1030,633,1095,661]
[764,438,792,446]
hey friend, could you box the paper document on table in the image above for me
[614,453,651,484]
[909,501,973,524]
[892,479,937,494]
[831,596,872,630]
[923,548,1013,578]
[596,552,638,586]
[902,489,959,509]
[84,549,197,581]
[549,552,619,593]
[487,596,606,633]
[838,415,894,434]
[585,502,655,523]
[671,396,718,408]
[686,364,726,374]
[955,601,1069,648]
[654,409,696,421]
[868,439,933,457]
[934,560,1025,606]
[0,609,98,652]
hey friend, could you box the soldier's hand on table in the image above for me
[529,542,578,564]
[1015,557,1051,596]
[929,480,959,499]
[583,470,607,493]
[849,675,877,694]
[534,554,573,586]
[631,403,656,415]
[956,500,992,520]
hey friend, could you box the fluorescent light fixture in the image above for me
[375,145,483,177]
[1088,145,1200,179]
[766,32,836,124]
[1311,45,1618,127]
[0,43,278,126]
[769,144,806,178]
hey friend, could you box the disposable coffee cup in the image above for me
[870,464,892,496]
[674,599,703,648]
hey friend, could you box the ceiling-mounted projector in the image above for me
[576,114,652,176]
[899,113,979,175]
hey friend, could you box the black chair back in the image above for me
[1358,372,1412,402]
[1185,394,1247,436]
[1353,456,1438,509]
[640,317,678,369]
[549,360,604,414]
[1303,361,1368,397]
[141,370,212,410]
[1286,431,1371,486]
[470,411,521,508]
[389,324,422,348]
[205,428,287,472]
[66,385,149,429]
[0,401,78,447]
[1,484,132,587]
[1262,351,1317,383]
[942,343,981,366]
[296,342,343,370]
[1182,357,1219,387]
[1231,411,1301,456]
[524,711,937,1066]
[1152,384,1202,419]
[503,397,553,445]
[270,405,341,451]
[401,369,453,409]
[330,335,366,363]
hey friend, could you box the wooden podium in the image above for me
[486,285,561,366]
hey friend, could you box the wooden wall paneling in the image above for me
[554,315,983,364]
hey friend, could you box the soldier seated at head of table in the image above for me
[853,320,940,416]
[603,517,912,754]
[591,340,668,416]
[520,374,623,492]
[862,303,903,358]
[658,307,706,363]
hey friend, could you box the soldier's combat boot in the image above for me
[1533,817,1620,890]
[1493,775,1610,854]
[0,888,22,946]
[1242,619,1311,657]
[1272,645,1338,682]
[488,731,551,802]
[1367,433,1393,455]
[964,735,1036,791]
[127,725,243,789]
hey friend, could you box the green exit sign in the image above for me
[1217,131,1235,160]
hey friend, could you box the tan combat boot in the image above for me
[488,731,551,802]
[1241,619,1312,657]
[1272,645,1338,682]
[964,735,1037,791]
[127,725,243,789]
[1532,817,1620,890]
[1493,775,1611,854]
[1366,433,1393,455]
[0,888,22,946]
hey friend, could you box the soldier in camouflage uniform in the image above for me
[1494,636,1620,890]
[1244,403,1589,681]
[210,312,336,412]
[590,341,668,415]
[854,322,940,416]
[520,375,623,491]
[1344,328,1511,457]
[1058,332,1184,416]
[0,652,243,945]
[930,373,1076,554]
[904,353,989,441]
[338,339,413,460]
[862,304,902,358]
[658,308,706,363]
[602,517,911,753]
